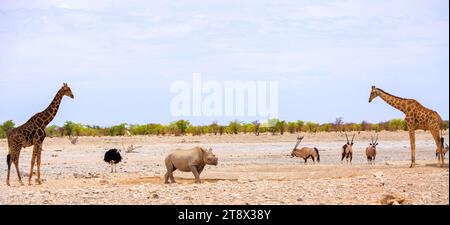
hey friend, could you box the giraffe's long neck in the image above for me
[41,89,64,126]
[377,89,409,113]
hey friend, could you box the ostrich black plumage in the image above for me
[104,148,122,173]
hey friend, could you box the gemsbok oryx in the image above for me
[291,136,320,164]
[366,134,379,165]
[341,133,355,164]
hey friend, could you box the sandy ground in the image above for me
[0,131,448,205]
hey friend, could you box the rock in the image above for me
[373,171,385,186]
[373,171,383,179]
[152,193,159,199]
[99,179,108,185]
[238,178,249,183]
[297,198,304,202]
[380,194,408,205]
[73,172,100,179]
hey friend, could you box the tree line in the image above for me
[1,118,448,138]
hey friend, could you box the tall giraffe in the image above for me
[6,83,74,186]
[368,86,444,168]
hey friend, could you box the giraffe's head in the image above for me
[368,85,379,103]
[61,83,74,99]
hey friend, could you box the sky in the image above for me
[0,0,448,126]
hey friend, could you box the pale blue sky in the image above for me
[0,0,448,126]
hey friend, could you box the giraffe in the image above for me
[368,86,444,168]
[6,83,74,186]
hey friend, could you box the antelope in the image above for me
[341,133,355,164]
[290,136,320,164]
[366,134,379,165]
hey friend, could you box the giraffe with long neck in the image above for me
[369,86,444,168]
[6,83,74,186]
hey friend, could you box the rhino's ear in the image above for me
[209,148,213,152]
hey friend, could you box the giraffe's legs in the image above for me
[36,148,42,185]
[28,147,37,185]
[408,128,416,168]
[13,155,24,185]
[6,153,12,186]
[431,129,444,167]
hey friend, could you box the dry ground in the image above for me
[0,131,448,205]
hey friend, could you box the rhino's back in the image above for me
[166,147,203,171]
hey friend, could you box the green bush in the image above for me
[305,122,319,132]
[227,120,241,135]
[319,123,332,132]
[0,120,15,138]
[109,123,127,136]
[169,120,190,135]
[2,116,443,139]
[287,122,296,133]
[388,119,408,131]
[276,120,287,135]
[0,127,5,139]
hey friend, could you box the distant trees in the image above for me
[276,120,287,135]
[0,118,448,139]
[252,120,261,136]
[0,120,15,139]
[266,118,278,135]
[287,122,296,134]
[387,119,408,131]
[228,120,241,135]
[296,120,304,132]
[319,123,332,132]
[304,122,319,133]
[442,120,449,131]
[109,123,127,136]
[334,117,344,132]
[210,121,220,135]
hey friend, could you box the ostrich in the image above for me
[104,149,122,173]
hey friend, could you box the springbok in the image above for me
[366,134,379,165]
[290,136,320,164]
[341,133,355,164]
